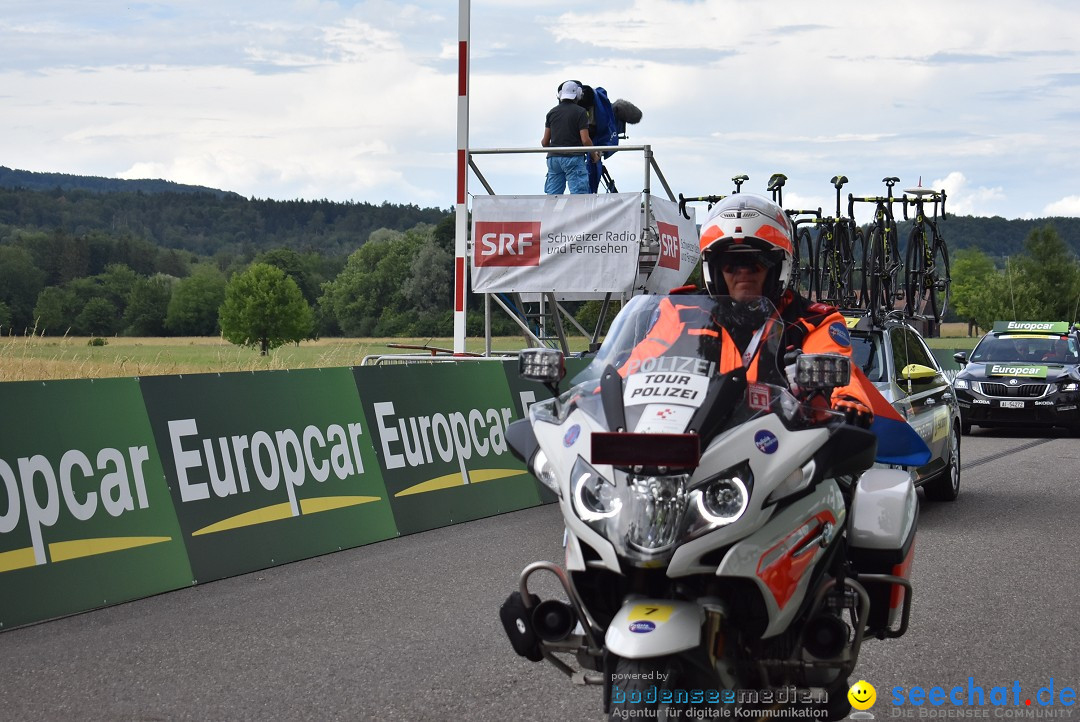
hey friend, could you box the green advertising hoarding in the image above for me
[0,378,192,629]
[355,362,541,535]
[140,368,399,583]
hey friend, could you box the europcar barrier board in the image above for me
[140,368,399,584]
[355,363,538,535]
[0,362,555,630]
[0,378,193,629]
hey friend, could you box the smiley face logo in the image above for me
[848,680,877,710]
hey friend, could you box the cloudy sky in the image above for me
[3,0,1079,219]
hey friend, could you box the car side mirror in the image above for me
[953,351,968,366]
[901,363,939,383]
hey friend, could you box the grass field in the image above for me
[0,322,979,383]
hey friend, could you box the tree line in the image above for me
[2,177,1080,348]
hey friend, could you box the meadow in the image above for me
[0,323,976,383]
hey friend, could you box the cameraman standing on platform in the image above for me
[541,80,599,194]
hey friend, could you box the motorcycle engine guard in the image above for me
[604,598,703,658]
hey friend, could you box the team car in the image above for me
[952,321,1080,436]
[843,311,962,501]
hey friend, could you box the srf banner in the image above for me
[354,362,540,535]
[471,193,641,293]
[0,378,193,629]
[645,196,701,294]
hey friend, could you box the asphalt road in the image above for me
[1,427,1078,722]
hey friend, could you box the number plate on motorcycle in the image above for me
[999,400,1025,409]
[591,432,700,468]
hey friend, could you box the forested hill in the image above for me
[0,172,449,258]
[0,166,239,198]
[2,165,1080,259]
[915,214,1080,258]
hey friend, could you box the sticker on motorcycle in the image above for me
[623,371,710,407]
[563,424,581,447]
[633,405,693,434]
[629,604,674,622]
[754,429,779,454]
[748,384,771,411]
[629,621,656,633]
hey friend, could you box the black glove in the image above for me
[833,394,873,428]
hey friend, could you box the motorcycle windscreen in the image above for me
[568,294,785,436]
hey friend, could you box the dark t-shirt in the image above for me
[545,100,589,157]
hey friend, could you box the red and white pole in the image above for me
[453,0,470,354]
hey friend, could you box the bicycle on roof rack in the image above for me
[676,173,750,220]
[765,172,819,299]
[850,177,903,322]
[901,185,951,323]
[811,175,863,309]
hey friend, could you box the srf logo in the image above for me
[474,222,542,267]
[658,222,680,270]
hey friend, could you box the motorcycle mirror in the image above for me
[795,353,851,391]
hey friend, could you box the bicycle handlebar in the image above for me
[848,193,896,220]
[678,192,727,220]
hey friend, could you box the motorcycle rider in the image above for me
[692,193,875,426]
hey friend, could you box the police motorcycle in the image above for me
[499,294,921,721]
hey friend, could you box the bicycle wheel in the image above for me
[834,224,857,307]
[795,226,815,297]
[881,219,900,306]
[927,237,951,322]
[904,225,928,316]
[814,227,837,303]
[867,224,894,318]
[853,225,868,309]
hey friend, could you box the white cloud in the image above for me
[1044,196,1080,217]
[3,0,1080,217]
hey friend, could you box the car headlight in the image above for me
[1062,382,1079,392]
[953,379,969,390]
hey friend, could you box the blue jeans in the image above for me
[545,155,590,194]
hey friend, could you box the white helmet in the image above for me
[698,194,794,300]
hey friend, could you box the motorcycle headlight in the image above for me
[953,379,969,390]
[571,458,620,521]
[531,449,559,495]
[625,473,689,552]
[685,464,753,538]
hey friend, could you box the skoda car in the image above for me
[843,311,962,501]
[952,321,1080,435]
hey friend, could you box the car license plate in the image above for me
[1000,400,1025,409]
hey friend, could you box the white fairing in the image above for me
[710,480,847,638]
[849,469,917,551]
[605,599,705,658]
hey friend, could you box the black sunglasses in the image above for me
[719,254,770,273]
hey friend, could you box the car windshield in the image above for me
[970,334,1080,364]
[849,332,886,382]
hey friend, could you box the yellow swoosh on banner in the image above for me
[49,536,173,562]
[0,547,37,573]
[0,537,176,572]
[192,496,383,536]
[395,468,528,497]
[299,495,382,514]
